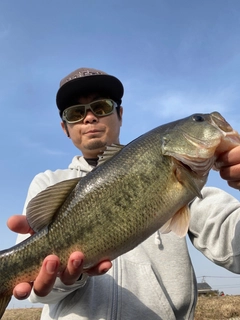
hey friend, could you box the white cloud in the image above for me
[41,147,68,156]
[19,136,68,156]
[137,85,239,127]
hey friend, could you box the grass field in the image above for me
[2,295,240,319]
[2,308,42,320]
[194,295,240,320]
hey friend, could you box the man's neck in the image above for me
[84,158,98,167]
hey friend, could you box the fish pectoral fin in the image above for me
[175,163,203,199]
[97,144,125,166]
[26,177,81,232]
[0,293,12,319]
[159,205,190,238]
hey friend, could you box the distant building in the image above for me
[197,282,213,296]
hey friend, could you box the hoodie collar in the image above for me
[68,155,95,173]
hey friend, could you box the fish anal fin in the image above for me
[26,177,81,232]
[0,293,12,319]
[160,205,190,238]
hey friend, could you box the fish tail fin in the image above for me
[160,205,190,238]
[0,293,12,319]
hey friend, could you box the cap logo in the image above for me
[62,69,105,86]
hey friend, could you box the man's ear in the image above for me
[119,106,123,126]
[61,121,70,138]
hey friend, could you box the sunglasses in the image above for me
[62,99,117,124]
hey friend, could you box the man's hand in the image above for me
[8,215,112,300]
[217,145,240,190]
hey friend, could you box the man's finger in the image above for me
[60,252,84,285]
[87,260,112,276]
[33,255,60,297]
[13,282,33,300]
[7,215,34,235]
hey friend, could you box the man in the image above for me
[8,67,240,319]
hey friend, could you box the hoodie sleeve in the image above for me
[28,275,88,304]
[188,186,240,273]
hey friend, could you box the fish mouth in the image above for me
[210,112,240,155]
[170,112,240,176]
[210,111,237,133]
[210,112,240,145]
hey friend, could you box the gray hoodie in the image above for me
[17,156,240,320]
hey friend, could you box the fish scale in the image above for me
[46,131,191,268]
[0,112,239,318]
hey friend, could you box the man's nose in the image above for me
[83,110,98,123]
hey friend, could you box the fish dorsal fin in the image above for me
[26,177,81,232]
[159,205,190,238]
[97,144,124,166]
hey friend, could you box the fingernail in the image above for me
[73,259,82,269]
[46,260,58,274]
[16,290,28,298]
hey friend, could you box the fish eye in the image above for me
[192,114,205,122]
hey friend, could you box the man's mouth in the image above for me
[84,129,104,136]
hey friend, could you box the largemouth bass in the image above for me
[0,111,239,317]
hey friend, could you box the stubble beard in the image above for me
[84,139,107,153]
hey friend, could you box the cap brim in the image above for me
[56,74,124,113]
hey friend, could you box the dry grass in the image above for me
[2,308,42,320]
[195,295,240,320]
[2,296,240,319]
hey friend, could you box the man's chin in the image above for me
[84,140,107,152]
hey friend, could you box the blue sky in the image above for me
[1,0,240,308]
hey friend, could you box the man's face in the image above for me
[61,94,123,158]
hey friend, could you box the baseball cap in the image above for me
[56,67,124,116]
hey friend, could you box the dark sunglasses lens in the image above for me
[91,100,114,116]
[66,106,85,122]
